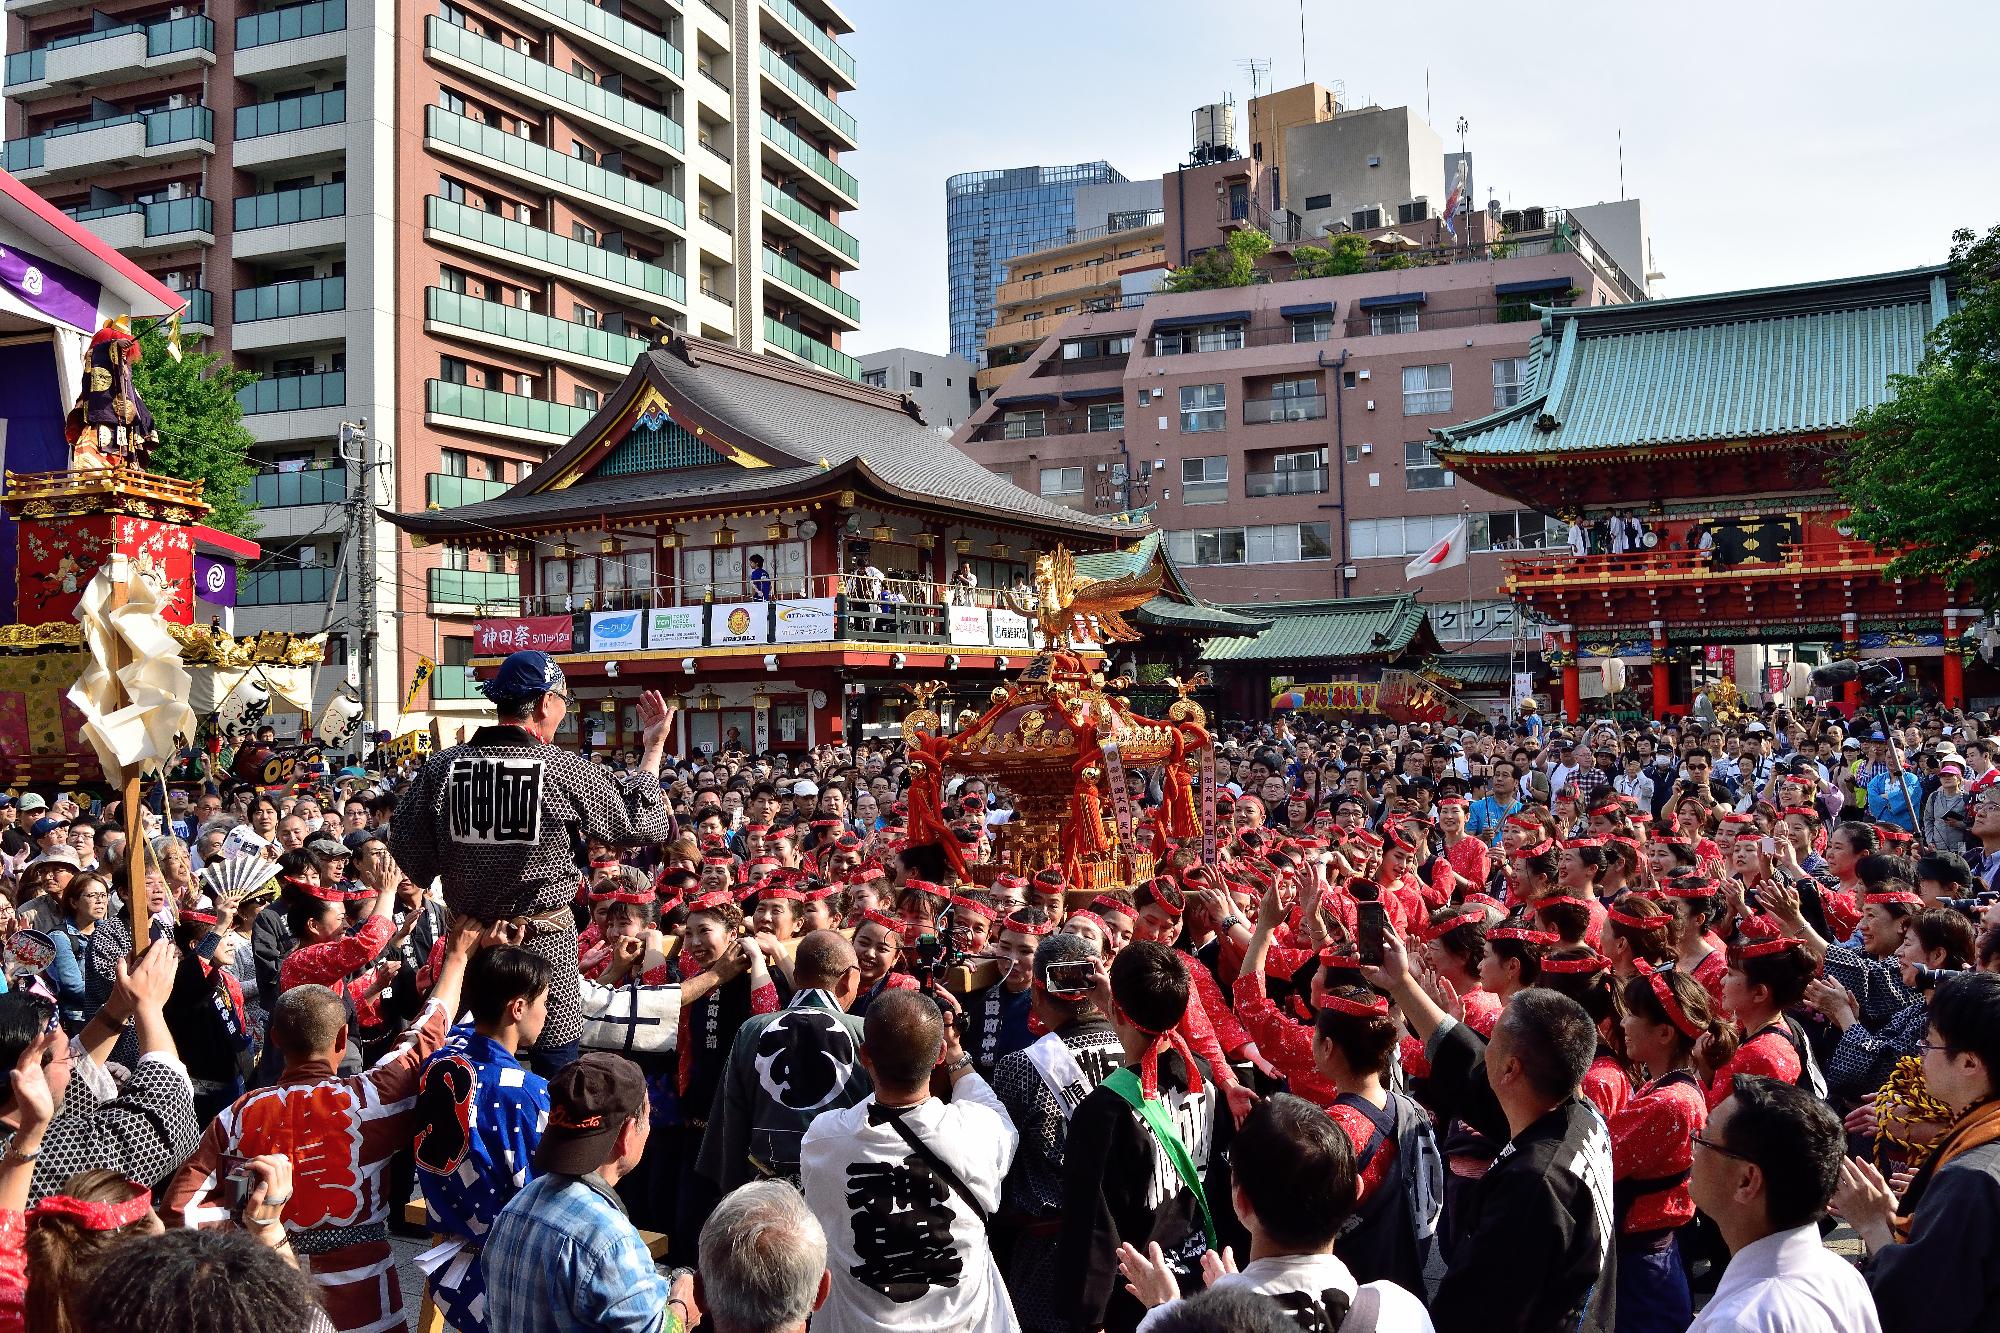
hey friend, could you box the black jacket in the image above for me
[1868,1139,2000,1333]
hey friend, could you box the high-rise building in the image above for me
[4,0,859,733]
[945,161,1158,365]
[857,347,977,433]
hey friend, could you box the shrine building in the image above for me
[1433,265,1990,720]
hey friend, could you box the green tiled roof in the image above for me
[1421,655,1512,687]
[1077,534,1270,638]
[1435,266,1952,458]
[1199,595,1438,664]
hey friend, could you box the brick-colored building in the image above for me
[4,0,859,735]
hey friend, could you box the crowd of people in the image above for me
[0,645,1996,1333]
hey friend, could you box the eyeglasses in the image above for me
[1915,1040,1956,1055]
[1690,1130,1758,1164]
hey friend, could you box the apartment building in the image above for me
[976,212,1165,398]
[952,207,1649,654]
[4,0,859,731]
[856,346,976,433]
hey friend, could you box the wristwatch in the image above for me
[946,1053,974,1074]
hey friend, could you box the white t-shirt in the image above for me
[1136,1252,1434,1333]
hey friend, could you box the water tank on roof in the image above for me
[1191,100,1237,163]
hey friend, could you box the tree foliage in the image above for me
[1829,224,2000,603]
[1290,233,1370,279]
[1163,227,1273,292]
[131,328,260,539]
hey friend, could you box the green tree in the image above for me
[1829,224,2000,602]
[1290,233,1370,279]
[1163,227,1273,292]
[131,327,260,538]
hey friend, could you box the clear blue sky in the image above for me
[841,0,2000,357]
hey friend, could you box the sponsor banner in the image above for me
[948,605,990,647]
[990,609,1031,649]
[475,616,573,655]
[194,555,236,607]
[710,602,770,647]
[646,605,704,650]
[587,609,645,653]
[773,597,837,645]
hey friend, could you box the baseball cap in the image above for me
[306,837,350,861]
[535,1053,648,1175]
[792,779,820,798]
[16,794,45,813]
[342,828,381,852]
[29,817,65,839]
[479,650,570,706]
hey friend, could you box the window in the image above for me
[1304,193,1332,211]
[1369,304,1420,336]
[1039,466,1083,497]
[1227,182,1249,221]
[573,303,600,328]
[572,221,599,246]
[440,448,470,477]
[909,370,924,388]
[1168,524,1331,566]
[1471,509,1557,552]
[439,356,470,386]
[1349,514,1461,559]
[1051,264,1072,274]
[572,140,599,164]
[1432,599,1517,642]
[1053,305,1075,315]
[439,89,468,116]
[439,175,466,205]
[1179,384,1226,433]
[1086,401,1124,432]
[1343,444,1362,464]
[1404,441,1454,489]
[1290,313,1334,342]
[999,411,1045,440]
[1181,455,1228,503]
[862,368,888,388]
[574,386,600,410]
[1402,363,1452,415]
[1351,207,1382,230]
[441,266,470,294]
[1492,357,1528,409]
[571,61,598,84]
[1155,323,1244,355]
[1061,334,1131,360]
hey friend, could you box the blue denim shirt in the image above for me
[480,1171,671,1333]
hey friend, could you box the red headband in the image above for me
[28,1180,151,1230]
[804,885,841,902]
[1736,936,1808,958]
[1533,893,1592,915]
[1866,890,1922,908]
[1505,814,1542,830]
[1516,839,1555,859]
[1488,926,1557,945]
[849,867,886,885]
[1001,912,1055,937]
[1435,797,1469,811]
[1421,908,1482,941]
[1606,906,1668,932]
[949,894,995,922]
[1562,836,1606,850]
[283,875,344,904]
[1090,895,1136,920]
[687,890,735,913]
[1320,989,1390,1018]
[591,888,652,906]
[1461,893,1506,914]
[1539,952,1610,976]
[904,879,947,899]
[757,886,806,904]
[1635,959,1702,1039]
[857,909,903,935]
[1065,910,1108,936]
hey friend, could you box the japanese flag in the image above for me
[1406,519,1468,579]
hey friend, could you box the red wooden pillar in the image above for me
[1559,626,1582,723]
[1650,620,1670,719]
[1944,608,1967,709]
[1841,613,1862,713]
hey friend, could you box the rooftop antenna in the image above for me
[1238,57,1269,101]
[1619,127,1626,200]
[1297,0,1308,84]
[1455,115,1469,154]
[1425,68,1431,123]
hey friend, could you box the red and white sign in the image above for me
[475,615,573,655]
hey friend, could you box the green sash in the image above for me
[1101,1065,1218,1249]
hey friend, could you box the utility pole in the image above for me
[334,418,382,744]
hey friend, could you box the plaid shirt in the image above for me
[480,1171,672,1333]
[392,725,675,1048]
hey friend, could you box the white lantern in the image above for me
[1602,659,1627,695]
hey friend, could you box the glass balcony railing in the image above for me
[1245,468,1330,498]
[179,288,214,326]
[426,17,683,154]
[426,196,687,306]
[234,275,344,323]
[764,317,860,380]
[240,565,337,605]
[758,44,854,141]
[6,15,214,86]
[4,105,213,173]
[429,567,521,607]
[242,465,347,507]
[235,370,344,414]
[426,380,597,440]
[426,468,513,508]
[67,195,213,237]
[235,88,345,139]
[425,105,684,230]
[760,181,857,261]
[236,0,348,50]
[759,111,856,201]
[234,180,345,230]
[425,286,650,370]
[515,0,681,76]
[431,664,482,700]
[762,0,855,83]
[1242,394,1328,425]
[760,248,858,322]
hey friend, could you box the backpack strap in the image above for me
[1102,1066,1218,1249]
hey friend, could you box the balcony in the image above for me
[757,45,856,148]
[425,379,596,447]
[430,567,522,612]
[236,370,345,415]
[242,466,347,508]
[967,409,1123,444]
[425,286,649,378]
[996,252,1157,308]
[431,664,483,701]
[240,566,337,605]
[760,182,858,264]
[1243,394,1327,425]
[235,180,345,230]
[234,275,344,324]
[425,196,687,313]
[236,88,346,139]
[5,16,214,99]
[68,196,213,256]
[425,17,683,162]
[237,0,347,48]
[424,106,685,234]
[3,105,213,182]
[762,0,855,89]
[179,288,215,333]
[488,0,682,81]
[1245,468,1329,498]
[763,317,860,380]
[761,248,859,325]
[759,111,857,208]
[426,469,514,508]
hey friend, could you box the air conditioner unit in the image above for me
[1342,565,1358,578]
[1095,463,1107,472]
[1365,400,1376,411]
[1359,443,1372,455]
[1522,206,1548,231]
[1500,209,1524,233]
[1355,368,1371,381]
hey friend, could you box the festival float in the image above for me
[900,546,1218,896]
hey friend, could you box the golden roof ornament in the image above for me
[1003,544,1163,644]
